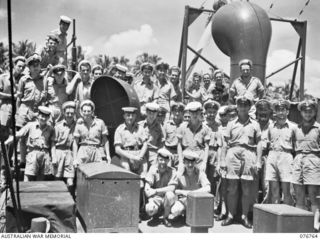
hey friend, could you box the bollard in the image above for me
[186,192,214,233]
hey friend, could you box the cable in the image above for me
[295,0,311,20]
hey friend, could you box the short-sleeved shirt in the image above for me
[54,119,76,148]
[177,122,211,151]
[18,75,45,106]
[229,76,264,100]
[133,79,159,104]
[0,73,16,103]
[156,79,176,110]
[205,121,222,148]
[74,117,108,145]
[225,117,261,149]
[47,77,69,107]
[19,121,55,149]
[51,28,67,64]
[146,165,177,189]
[294,121,320,153]
[259,120,271,152]
[114,122,148,148]
[163,120,182,147]
[168,168,210,190]
[139,120,164,150]
[267,120,296,151]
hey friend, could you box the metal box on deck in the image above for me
[186,192,214,227]
[77,162,140,233]
[253,204,314,233]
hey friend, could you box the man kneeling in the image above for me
[144,148,177,227]
[166,150,211,224]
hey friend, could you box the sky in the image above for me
[0,0,319,97]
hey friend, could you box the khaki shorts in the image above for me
[0,102,12,127]
[265,151,293,182]
[53,149,75,178]
[225,146,256,181]
[76,145,104,164]
[148,195,165,208]
[292,153,320,185]
[119,150,147,176]
[25,150,53,176]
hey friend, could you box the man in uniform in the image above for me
[202,73,213,102]
[144,148,176,227]
[112,64,128,80]
[229,59,264,104]
[40,34,63,69]
[133,62,159,116]
[221,95,262,228]
[169,66,182,102]
[208,69,229,106]
[177,101,210,172]
[91,65,103,81]
[155,62,176,115]
[51,15,73,65]
[114,106,148,179]
[265,99,295,205]
[52,101,76,197]
[73,100,111,167]
[166,150,211,222]
[293,99,320,213]
[163,102,185,169]
[5,106,55,181]
[186,72,203,103]
[139,102,164,167]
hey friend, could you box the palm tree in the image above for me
[133,52,162,74]
[0,42,8,71]
[12,40,36,58]
[94,54,112,70]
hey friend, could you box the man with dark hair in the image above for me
[169,66,182,102]
[40,34,63,69]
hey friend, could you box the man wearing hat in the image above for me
[113,64,128,80]
[73,100,111,166]
[169,66,182,102]
[52,101,76,198]
[40,34,63,69]
[92,65,103,82]
[0,56,26,127]
[114,106,148,178]
[255,99,273,203]
[203,100,223,197]
[264,99,296,206]
[45,64,70,123]
[163,101,185,169]
[155,62,176,115]
[133,63,159,116]
[166,150,211,221]
[208,69,229,106]
[16,53,46,128]
[292,99,320,213]
[229,59,265,104]
[139,102,164,167]
[144,148,177,227]
[157,106,168,126]
[177,101,210,172]
[50,15,73,65]
[5,106,55,181]
[66,60,92,104]
[221,94,262,228]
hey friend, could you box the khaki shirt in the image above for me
[133,79,159,105]
[225,117,261,149]
[146,165,177,190]
[139,120,164,150]
[18,75,45,106]
[169,167,210,191]
[19,121,55,149]
[229,76,264,100]
[54,119,76,148]
[47,77,69,107]
[156,79,176,111]
[74,117,108,145]
[177,122,211,151]
[40,48,61,68]
[294,121,320,153]
[51,28,67,64]
[267,120,296,151]
[114,122,148,148]
[75,81,92,103]
[163,119,182,147]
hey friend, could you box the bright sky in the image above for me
[0,0,319,97]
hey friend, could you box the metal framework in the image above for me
[177,5,307,101]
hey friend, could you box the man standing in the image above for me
[73,100,111,167]
[51,15,72,65]
[163,102,185,169]
[144,148,177,227]
[221,95,262,228]
[133,63,159,116]
[169,66,182,102]
[5,106,55,181]
[229,59,264,104]
[52,101,76,197]
[177,101,210,172]
[293,100,320,213]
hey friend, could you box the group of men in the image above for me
[0,14,319,230]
